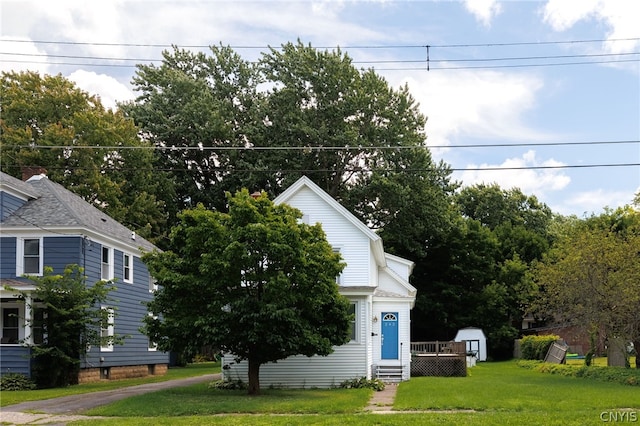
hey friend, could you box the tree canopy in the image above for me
[20,265,116,388]
[142,190,351,394]
[0,71,166,243]
[122,42,456,236]
[533,206,640,367]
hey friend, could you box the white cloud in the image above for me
[457,150,571,196]
[394,69,549,152]
[542,0,640,53]
[0,37,50,74]
[67,70,134,110]
[463,0,503,27]
[558,189,637,216]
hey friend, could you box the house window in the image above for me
[149,277,158,293]
[100,307,114,352]
[101,246,113,280]
[17,238,42,275]
[348,302,357,342]
[333,247,343,285]
[23,239,41,274]
[1,308,19,344]
[148,313,158,351]
[123,253,133,283]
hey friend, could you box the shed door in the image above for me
[381,312,398,359]
[467,339,480,359]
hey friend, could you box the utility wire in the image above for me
[3,50,638,64]
[3,37,640,49]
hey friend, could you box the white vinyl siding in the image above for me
[223,297,370,388]
[282,187,372,287]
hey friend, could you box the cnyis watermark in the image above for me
[600,411,638,422]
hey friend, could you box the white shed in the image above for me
[454,327,487,361]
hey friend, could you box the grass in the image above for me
[68,360,639,426]
[0,361,220,407]
[85,385,372,416]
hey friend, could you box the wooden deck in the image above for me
[410,341,467,377]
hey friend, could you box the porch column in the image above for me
[24,293,32,345]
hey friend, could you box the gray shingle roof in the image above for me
[1,172,156,253]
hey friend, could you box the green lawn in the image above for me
[0,362,220,407]
[68,361,639,426]
[85,385,371,416]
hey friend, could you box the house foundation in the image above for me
[78,364,168,384]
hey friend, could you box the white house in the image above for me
[222,176,417,387]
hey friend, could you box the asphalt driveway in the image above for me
[0,373,220,425]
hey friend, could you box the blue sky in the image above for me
[2,0,639,216]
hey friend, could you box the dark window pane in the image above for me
[24,257,39,274]
[24,239,39,255]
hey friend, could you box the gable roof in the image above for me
[0,172,156,253]
[274,176,386,266]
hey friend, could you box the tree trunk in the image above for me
[634,340,640,369]
[247,358,261,395]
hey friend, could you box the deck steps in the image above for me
[374,365,404,383]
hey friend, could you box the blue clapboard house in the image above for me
[0,170,168,382]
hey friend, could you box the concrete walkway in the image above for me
[364,382,399,413]
[0,373,219,425]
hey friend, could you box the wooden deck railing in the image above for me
[410,341,468,377]
[410,341,467,356]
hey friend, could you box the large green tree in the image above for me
[142,190,351,395]
[533,206,640,367]
[424,183,553,359]
[0,71,166,243]
[123,42,455,236]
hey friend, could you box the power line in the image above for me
[3,50,638,64]
[3,37,640,49]
[2,52,639,71]
[10,140,640,151]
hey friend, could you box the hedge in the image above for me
[520,334,560,360]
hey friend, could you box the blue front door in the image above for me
[381,312,398,359]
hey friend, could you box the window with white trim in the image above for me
[149,277,158,293]
[17,238,43,276]
[101,246,113,280]
[100,307,114,352]
[1,307,20,344]
[148,313,158,351]
[333,247,343,285]
[123,253,133,283]
[348,302,357,342]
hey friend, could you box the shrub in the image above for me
[517,360,640,386]
[520,335,560,360]
[339,377,385,391]
[0,373,37,391]
[208,379,247,390]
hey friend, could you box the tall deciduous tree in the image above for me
[533,206,640,366]
[435,183,554,359]
[143,190,351,395]
[123,42,455,238]
[0,71,166,243]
